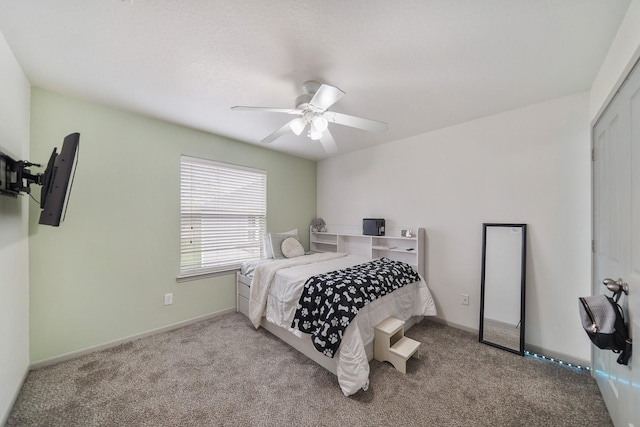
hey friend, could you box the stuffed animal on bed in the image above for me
[311,218,326,232]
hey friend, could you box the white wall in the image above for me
[318,92,591,362]
[590,0,640,122]
[0,31,30,424]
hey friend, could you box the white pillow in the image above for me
[262,233,273,259]
[281,237,305,258]
[265,229,298,259]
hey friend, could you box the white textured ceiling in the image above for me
[0,1,630,160]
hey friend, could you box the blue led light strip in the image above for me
[525,351,591,372]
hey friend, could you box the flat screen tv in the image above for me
[38,132,80,226]
[0,150,18,197]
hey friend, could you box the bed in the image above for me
[237,251,437,396]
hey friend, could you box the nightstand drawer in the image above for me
[238,281,250,299]
[236,272,251,318]
[237,272,252,287]
[238,294,249,316]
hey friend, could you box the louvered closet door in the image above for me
[592,58,640,427]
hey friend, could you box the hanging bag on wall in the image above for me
[579,294,632,365]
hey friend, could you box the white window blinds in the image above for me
[179,156,266,279]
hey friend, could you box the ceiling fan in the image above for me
[231,81,388,153]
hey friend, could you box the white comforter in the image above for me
[248,253,437,396]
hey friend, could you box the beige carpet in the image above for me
[8,313,611,426]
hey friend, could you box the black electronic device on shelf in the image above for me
[0,132,80,226]
[363,218,385,236]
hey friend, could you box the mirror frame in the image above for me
[479,223,527,356]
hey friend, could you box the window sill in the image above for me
[176,268,239,283]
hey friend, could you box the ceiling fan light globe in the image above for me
[308,130,323,140]
[290,118,306,135]
[311,116,328,133]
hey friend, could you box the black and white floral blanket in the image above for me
[291,257,421,358]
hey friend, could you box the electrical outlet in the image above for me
[461,294,469,306]
[164,293,173,306]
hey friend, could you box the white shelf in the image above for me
[310,226,425,277]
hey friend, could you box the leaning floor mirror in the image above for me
[479,223,527,356]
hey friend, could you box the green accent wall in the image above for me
[28,88,316,363]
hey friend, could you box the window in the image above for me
[179,155,266,279]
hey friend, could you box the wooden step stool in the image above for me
[374,317,421,374]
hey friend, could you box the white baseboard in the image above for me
[26,310,591,372]
[429,317,478,334]
[29,308,235,370]
[428,317,590,368]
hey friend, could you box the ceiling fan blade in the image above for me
[319,129,339,153]
[309,84,345,112]
[260,119,297,144]
[329,111,388,133]
[231,106,302,115]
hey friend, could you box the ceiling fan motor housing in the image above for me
[296,80,322,110]
[302,80,321,94]
[295,93,314,110]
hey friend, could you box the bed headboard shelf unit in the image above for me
[310,226,425,277]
